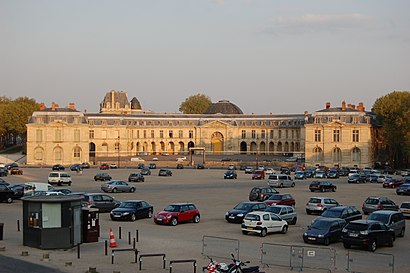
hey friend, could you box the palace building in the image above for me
[26,90,379,168]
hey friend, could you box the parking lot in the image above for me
[1,166,410,273]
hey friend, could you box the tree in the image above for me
[372,91,410,168]
[179,94,212,114]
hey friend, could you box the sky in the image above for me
[1,0,409,114]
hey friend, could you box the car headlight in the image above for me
[303,232,307,236]
[360,230,368,235]
[237,213,243,217]
[318,234,324,238]
[123,212,130,215]
[166,214,172,218]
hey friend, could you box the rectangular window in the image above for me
[285,130,289,138]
[55,129,62,142]
[352,129,359,142]
[36,129,42,142]
[89,130,94,139]
[136,130,140,138]
[179,130,183,138]
[189,130,193,138]
[115,130,119,138]
[143,130,147,138]
[74,147,81,158]
[278,130,282,139]
[241,130,246,139]
[333,129,340,142]
[169,130,173,138]
[270,130,274,139]
[42,203,62,228]
[74,129,80,142]
[151,130,155,138]
[251,130,256,139]
[314,129,321,142]
[261,130,266,139]
[160,130,164,138]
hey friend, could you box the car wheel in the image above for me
[131,213,136,221]
[399,228,405,237]
[148,210,153,218]
[321,187,325,192]
[388,236,394,247]
[112,188,118,193]
[310,189,314,192]
[170,217,178,226]
[281,225,288,234]
[306,209,311,215]
[343,242,351,249]
[368,240,377,252]
[290,217,297,225]
[260,228,267,237]
[130,187,135,193]
[193,214,200,223]
[242,230,249,235]
[6,197,13,203]
[324,237,330,246]
[291,183,295,187]
[68,182,72,186]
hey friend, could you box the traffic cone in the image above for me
[109,228,117,248]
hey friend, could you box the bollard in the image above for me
[133,238,136,249]
[77,244,80,259]
[88,267,97,273]
[42,253,50,261]
[128,231,131,245]
[21,251,28,256]
[17,220,20,232]
[105,240,108,256]
[118,226,122,239]
[136,229,139,242]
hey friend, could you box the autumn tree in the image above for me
[372,91,410,168]
[179,94,212,114]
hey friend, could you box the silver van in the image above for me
[367,210,406,237]
[267,174,295,188]
[48,172,72,186]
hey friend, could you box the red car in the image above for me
[383,178,404,188]
[264,193,295,207]
[10,167,23,175]
[252,170,265,180]
[154,203,200,226]
[99,163,109,170]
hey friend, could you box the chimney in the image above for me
[351,104,356,110]
[69,103,75,110]
[51,102,56,111]
[342,101,346,111]
[358,102,364,112]
[39,103,45,110]
[325,102,331,109]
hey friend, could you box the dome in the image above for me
[130,97,142,110]
[204,100,243,115]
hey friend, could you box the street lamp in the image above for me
[117,136,120,168]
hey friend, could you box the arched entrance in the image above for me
[240,141,247,154]
[211,132,224,155]
[89,142,96,164]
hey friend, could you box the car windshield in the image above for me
[368,213,390,224]
[310,220,333,230]
[345,223,368,231]
[400,203,410,209]
[321,210,342,218]
[244,214,260,221]
[365,198,380,205]
[309,198,322,204]
[234,203,253,210]
[119,202,137,208]
[164,205,180,212]
[269,195,283,200]
[266,207,281,214]
[49,173,59,177]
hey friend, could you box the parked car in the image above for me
[309,181,337,192]
[99,164,109,170]
[8,183,25,199]
[10,167,23,175]
[140,167,152,175]
[158,169,172,176]
[225,202,268,223]
[377,175,392,183]
[264,193,295,207]
[149,163,157,169]
[401,169,410,176]
[303,218,346,245]
[326,169,339,179]
[382,178,404,188]
[267,174,295,188]
[362,196,399,215]
[110,200,153,221]
[109,163,118,169]
[294,171,306,180]
[314,170,327,179]
[70,164,83,171]
[154,203,200,226]
[128,172,145,182]
[5,163,18,170]
[81,162,91,169]
[0,184,14,203]
[316,206,362,223]
[101,180,136,193]
[241,211,288,237]
[280,167,291,175]
[81,193,121,212]
[305,197,340,215]
[196,163,205,169]
[137,163,145,169]
[227,164,236,170]
[341,220,395,251]
[0,167,8,177]
[244,166,255,174]
[47,171,72,186]
[94,173,112,181]
[367,210,406,237]
[367,174,380,183]
[252,170,265,180]
[224,170,237,179]
[52,164,65,171]
[348,174,366,183]
[53,188,73,195]
[265,168,275,175]
[249,187,279,202]
[399,202,410,218]
[176,163,184,169]
[265,205,297,225]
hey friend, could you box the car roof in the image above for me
[369,210,400,215]
[271,205,293,209]
[123,200,145,203]
[168,202,194,205]
[247,211,271,215]
[314,217,345,223]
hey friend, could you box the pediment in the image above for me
[324,120,345,127]
[200,120,232,128]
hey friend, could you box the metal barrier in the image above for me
[169,259,197,273]
[201,235,239,260]
[346,250,395,273]
[261,243,335,272]
[138,253,166,271]
[111,248,139,264]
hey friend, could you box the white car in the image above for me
[241,211,288,237]
[265,168,275,175]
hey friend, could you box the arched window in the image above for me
[313,147,323,161]
[74,147,81,159]
[333,147,342,163]
[352,147,361,163]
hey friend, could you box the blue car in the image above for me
[303,218,346,245]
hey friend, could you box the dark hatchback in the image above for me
[396,184,410,195]
[348,174,366,183]
[0,184,14,203]
[158,169,172,176]
[94,173,112,181]
[140,167,152,175]
[8,184,26,199]
[317,206,362,223]
[224,170,237,179]
[303,218,346,245]
[110,200,153,221]
[0,167,8,176]
[249,187,279,202]
[52,164,65,171]
[225,202,267,223]
[81,193,121,212]
[128,172,145,182]
[341,220,395,251]
[309,181,337,192]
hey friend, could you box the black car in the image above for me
[327,169,339,179]
[0,167,8,176]
[396,184,410,195]
[196,163,205,169]
[280,167,291,175]
[128,172,145,182]
[176,163,184,169]
[158,169,172,176]
[225,202,267,223]
[303,218,346,245]
[0,184,14,203]
[70,164,83,171]
[249,187,279,202]
[148,163,157,169]
[317,206,362,223]
[5,162,18,170]
[81,162,91,169]
[81,193,121,212]
[341,220,395,251]
[309,181,337,192]
[8,184,25,199]
[224,170,237,179]
[140,167,151,175]
[348,174,366,183]
[52,164,65,171]
[94,173,112,181]
[110,200,153,221]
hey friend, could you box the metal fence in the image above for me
[346,250,395,273]
[201,236,240,261]
[261,243,336,272]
